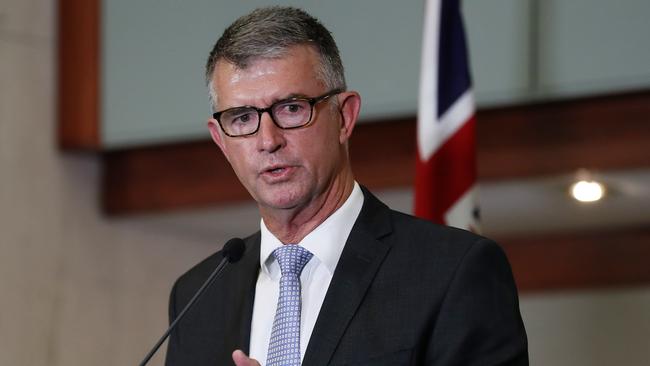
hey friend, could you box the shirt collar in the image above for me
[259,182,364,277]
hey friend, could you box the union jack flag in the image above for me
[414,0,480,231]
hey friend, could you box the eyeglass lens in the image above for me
[220,99,312,136]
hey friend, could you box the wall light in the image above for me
[570,180,605,202]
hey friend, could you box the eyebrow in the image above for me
[273,93,310,102]
[223,93,312,111]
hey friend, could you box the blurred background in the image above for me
[1,0,649,365]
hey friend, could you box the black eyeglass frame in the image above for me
[212,89,344,137]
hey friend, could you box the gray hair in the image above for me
[205,6,346,108]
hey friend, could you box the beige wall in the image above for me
[1,1,649,365]
[1,3,245,364]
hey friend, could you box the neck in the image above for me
[261,172,355,244]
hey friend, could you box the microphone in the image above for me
[139,238,246,366]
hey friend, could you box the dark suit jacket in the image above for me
[165,187,528,365]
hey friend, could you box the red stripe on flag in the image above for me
[414,116,477,224]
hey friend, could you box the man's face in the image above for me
[208,46,353,214]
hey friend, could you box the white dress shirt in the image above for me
[248,182,364,364]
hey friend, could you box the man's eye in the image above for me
[231,112,254,124]
[280,103,304,113]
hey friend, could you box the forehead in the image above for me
[212,45,326,108]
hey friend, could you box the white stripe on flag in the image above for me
[417,0,440,160]
[417,89,475,161]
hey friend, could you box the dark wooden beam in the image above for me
[499,225,650,292]
[103,141,245,213]
[477,92,650,180]
[57,0,101,149]
[103,90,650,215]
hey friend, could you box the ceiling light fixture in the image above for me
[570,179,605,203]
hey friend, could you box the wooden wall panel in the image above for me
[57,0,101,149]
[477,92,650,180]
[103,141,246,213]
[500,226,650,292]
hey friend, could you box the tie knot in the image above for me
[272,245,313,277]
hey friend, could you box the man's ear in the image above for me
[208,119,229,158]
[337,91,361,144]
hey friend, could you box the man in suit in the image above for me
[165,6,528,366]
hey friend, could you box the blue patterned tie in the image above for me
[266,245,313,366]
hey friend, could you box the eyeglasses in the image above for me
[212,89,343,137]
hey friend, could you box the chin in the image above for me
[262,195,303,210]
[258,186,309,211]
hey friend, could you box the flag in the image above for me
[414,0,479,231]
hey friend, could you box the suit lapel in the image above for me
[221,233,260,357]
[303,188,393,366]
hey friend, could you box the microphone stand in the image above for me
[139,238,245,366]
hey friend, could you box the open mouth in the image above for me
[268,167,285,174]
[262,165,292,178]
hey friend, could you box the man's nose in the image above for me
[256,112,285,153]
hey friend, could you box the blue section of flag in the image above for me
[437,0,472,119]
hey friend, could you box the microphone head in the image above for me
[222,238,245,263]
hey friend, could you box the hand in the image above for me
[232,350,261,366]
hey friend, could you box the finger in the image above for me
[232,350,261,366]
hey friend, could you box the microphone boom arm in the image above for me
[139,238,245,366]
